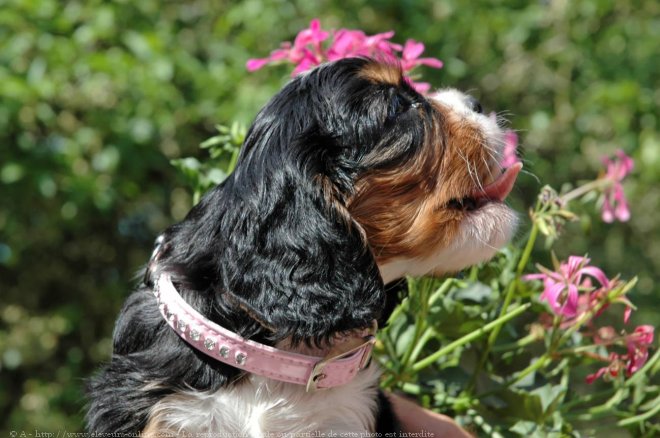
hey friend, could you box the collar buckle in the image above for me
[305,320,378,392]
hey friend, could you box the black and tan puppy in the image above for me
[87,58,520,435]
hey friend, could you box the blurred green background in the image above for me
[1,0,658,431]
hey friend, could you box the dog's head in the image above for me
[155,58,519,345]
[350,84,521,283]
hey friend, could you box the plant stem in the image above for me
[401,382,422,395]
[491,223,539,345]
[560,178,611,203]
[381,373,396,389]
[386,293,408,327]
[400,279,431,368]
[428,278,456,306]
[560,388,616,412]
[516,222,540,277]
[469,222,540,390]
[563,389,631,423]
[380,332,398,363]
[408,328,436,366]
[567,408,627,422]
[412,303,530,372]
[491,332,539,352]
[617,402,660,427]
[504,354,550,387]
[548,314,563,351]
[588,388,628,414]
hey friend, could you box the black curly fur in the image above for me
[87,58,430,432]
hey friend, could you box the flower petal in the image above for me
[522,273,547,281]
[561,283,579,317]
[566,256,588,277]
[629,325,655,346]
[327,29,366,59]
[623,305,632,323]
[246,58,270,72]
[402,39,425,59]
[586,366,607,384]
[615,149,634,175]
[580,266,610,289]
[501,131,520,168]
[626,348,649,375]
[291,56,320,76]
[408,80,431,94]
[613,186,631,221]
[601,195,615,223]
[540,281,565,315]
[415,57,444,69]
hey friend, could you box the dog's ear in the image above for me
[159,77,386,345]
[217,125,385,344]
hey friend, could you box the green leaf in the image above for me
[200,136,225,149]
[207,168,228,185]
[393,320,416,357]
[537,218,551,236]
[171,157,201,171]
[453,281,493,304]
[488,387,545,423]
[510,420,538,434]
[531,384,565,415]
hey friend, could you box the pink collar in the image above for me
[154,273,377,391]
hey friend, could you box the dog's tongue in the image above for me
[473,162,522,202]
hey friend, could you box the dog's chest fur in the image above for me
[148,366,381,435]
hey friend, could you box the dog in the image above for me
[86,57,521,435]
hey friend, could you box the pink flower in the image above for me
[601,150,634,223]
[586,325,654,383]
[593,326,618,345]
[623,305,633,324]
[524,256,610,318]
[246,19,443,92]
[625,325,654,374]
[404,77,432,94]
[326,29,401,61]
[326,29,369,60]
[586,352,622,384]
[246,44,291,71]
[500,130,520,168]
[293,18,329,53]
[399,40,442,93]
[627,325,655,346]
[246,19,329,75]
[486,114,520,169]
[400,40,443,71]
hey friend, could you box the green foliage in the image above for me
[171,122,245,205]
[1,0,658,434]
[377,257,658,436]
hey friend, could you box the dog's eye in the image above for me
[388,92,411,120]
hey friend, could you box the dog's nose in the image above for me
[465,95,483,114]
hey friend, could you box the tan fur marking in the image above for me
[314,173,368,244]
[348,102,493,264]
[142,417,174,437]
[358,62,402,86]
